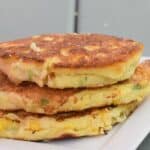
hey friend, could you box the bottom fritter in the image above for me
[0,101,141,141]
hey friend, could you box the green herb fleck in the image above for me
[28,70,34,81]
[40,98,49,106]
[112,116,117,124]
[79,76,88,86]
[133,84,142,90]
[120,112,125,118]
[85,76,88,81]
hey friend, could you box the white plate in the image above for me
[0,57,149,150]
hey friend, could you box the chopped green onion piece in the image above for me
[28,70,33,81]
[40,98,49,106]
[133,84,142,90]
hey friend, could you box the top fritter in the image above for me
[0,34,143,88]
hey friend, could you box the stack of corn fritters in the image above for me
[0,34,149,141]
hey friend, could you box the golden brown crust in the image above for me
[0,34,143,68]
[131,60,150,82]
[0,101,135,121]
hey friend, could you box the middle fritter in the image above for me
[0,61,150,115]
